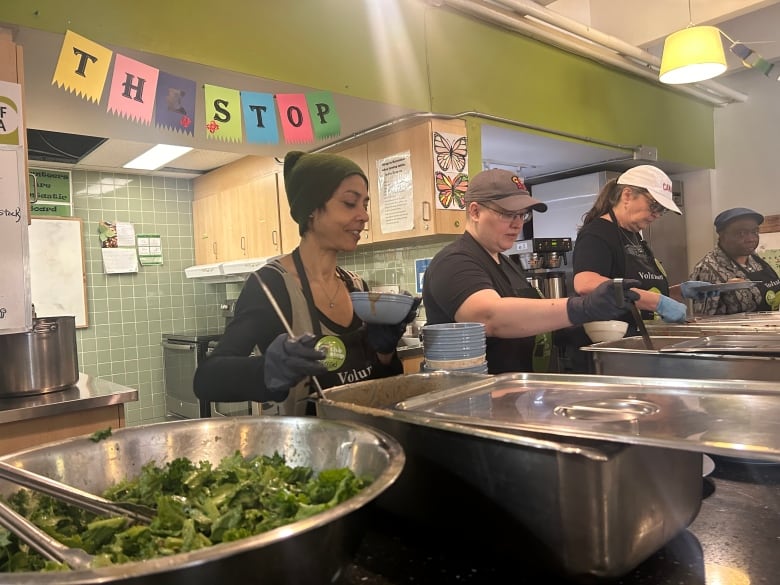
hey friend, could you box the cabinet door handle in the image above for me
[422,201,431,222]
[212,242,218,258]
[29,172,38,203]
[272,230,278,246]
[240,236,246,253]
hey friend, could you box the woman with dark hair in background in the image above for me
[194,151,418,415]
[573,165,709,331]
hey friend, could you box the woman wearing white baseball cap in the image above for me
[572,165,708,329]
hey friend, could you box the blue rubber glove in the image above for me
[263,333,328,400]
[656,295,687,323]
[566,279,641,326]
[366,295,422,354]
[679,281,720,301]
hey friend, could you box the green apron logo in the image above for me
[315,335,346,371]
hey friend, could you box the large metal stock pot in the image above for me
[0,417,404,585]
[0,316,78,396]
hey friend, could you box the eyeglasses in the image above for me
[477,202,532,223]
[642,193,667,216]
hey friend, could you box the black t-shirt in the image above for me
[423,232,548,374]
[573,216,670,321]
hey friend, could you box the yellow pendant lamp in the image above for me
[659,25,727,84]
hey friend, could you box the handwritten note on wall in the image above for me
[0,80,32,333]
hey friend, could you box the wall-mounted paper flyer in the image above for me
[137,234,163,265]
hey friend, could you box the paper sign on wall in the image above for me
[376,152,414,234]
[137,234,163,265]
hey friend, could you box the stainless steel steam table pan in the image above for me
[645,312,780,337]
[581,335,780,381]
[318,372,729,580]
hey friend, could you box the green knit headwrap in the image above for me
[283,151,368,227]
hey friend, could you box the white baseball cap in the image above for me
[617,165,681,215]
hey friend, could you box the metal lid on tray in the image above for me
[394,372,780,462]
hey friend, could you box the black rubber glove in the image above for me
[366,295,422,354]
[263,333,328,401]
[566,279,641,326]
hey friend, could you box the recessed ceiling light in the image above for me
[123,144,193,170]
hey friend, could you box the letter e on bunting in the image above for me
[52,30,113,103]
[155,72,196,135]
[276,93,314,143]
[204,84,243,142]
[107,54,159,124]
[306,91,340,140]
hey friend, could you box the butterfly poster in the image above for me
[432,131,468,173]
[435,171,468,210]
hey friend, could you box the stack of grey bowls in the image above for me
[421,322,488,374]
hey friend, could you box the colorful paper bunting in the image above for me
[52,30,113,103]
[306,91,341,140]
[107,54,159,124]
[204,84,243,142]
[276,93,315,144]
[241,91,279,144]
[52,30,342,145]
[155,72,196,135]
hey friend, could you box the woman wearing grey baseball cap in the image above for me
[572,165,709,329]
[423,169,640,374]
[689,207,780,314]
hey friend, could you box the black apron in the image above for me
[734,254,780,311]
[484,252,552,374]
[609,210,670,321]
[291,249,377,390]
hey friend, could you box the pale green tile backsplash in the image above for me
[72,168,456,425]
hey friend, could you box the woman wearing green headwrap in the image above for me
[194,151,419,415]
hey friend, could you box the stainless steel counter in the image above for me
[0,373,138,424]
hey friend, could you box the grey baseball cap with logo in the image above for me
[465,169,548,212]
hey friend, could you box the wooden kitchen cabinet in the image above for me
[193,156,286,264]
[365,117,467,242]
[192,192,225,264]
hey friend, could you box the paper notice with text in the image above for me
[376,152,414,233]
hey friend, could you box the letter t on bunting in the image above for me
[52,30,112,103]
[275,93,314,144]
[241,91,279,144]
[107,54,160,124]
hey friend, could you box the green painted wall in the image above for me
[1,0,714,167]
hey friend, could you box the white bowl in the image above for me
[350,291,414,324]
[583,320,628,343]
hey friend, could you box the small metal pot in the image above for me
[0,316,78,397]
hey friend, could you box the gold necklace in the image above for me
[317,275,342,308]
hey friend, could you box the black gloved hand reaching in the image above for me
[566,279,641,326]
[263,332,328,401]
[366,295,422,354]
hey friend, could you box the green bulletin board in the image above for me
[29,168,72,217]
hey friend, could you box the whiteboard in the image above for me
[28,217,88,327]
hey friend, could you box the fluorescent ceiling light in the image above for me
[123,144,193,170]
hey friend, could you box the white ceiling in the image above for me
[21,0,780,181]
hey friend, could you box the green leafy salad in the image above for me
[0,451,372,573]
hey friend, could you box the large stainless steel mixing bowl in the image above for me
[0,416,404,584]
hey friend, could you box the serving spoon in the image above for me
[612,278,654,350]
